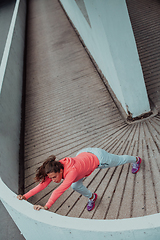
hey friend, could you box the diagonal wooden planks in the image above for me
[24,0,160,220]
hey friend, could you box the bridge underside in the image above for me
[24,0,160,220]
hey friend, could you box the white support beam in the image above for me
[59,0,151,119]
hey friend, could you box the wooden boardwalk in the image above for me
[24,0,160,220]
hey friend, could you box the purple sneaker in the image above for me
[132,157,142,174]
[87,193,97,211]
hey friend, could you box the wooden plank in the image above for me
[24,0,160,221]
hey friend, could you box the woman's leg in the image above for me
[92,148,137,168]
[71,179,92,198]
[99,150,141,174]
[107,154,136,168]
[76,148,137,168]
[71,179,97,211]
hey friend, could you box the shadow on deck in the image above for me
[24,0,160,220]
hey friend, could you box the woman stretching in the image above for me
[17,148,142,211]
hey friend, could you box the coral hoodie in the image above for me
[24,152,99,209]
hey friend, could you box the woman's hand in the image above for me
[33,205,49,211]
[17,195,27,200]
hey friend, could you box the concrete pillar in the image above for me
[59,0,151,119]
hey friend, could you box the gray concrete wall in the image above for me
[0,0,26,239]
[0,0,16,61]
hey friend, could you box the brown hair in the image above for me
[35,155,64,182]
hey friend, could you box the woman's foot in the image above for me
[87,193,97,211]
[131,157,142,174]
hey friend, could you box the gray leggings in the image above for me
[71,148,136,199]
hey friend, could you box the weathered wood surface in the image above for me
[24,0,160,220]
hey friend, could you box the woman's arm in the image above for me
[21,173,75,211]
[45,170,77,209]
[17,170,77,210]
[17,177,52,201]
[17,194,49,211]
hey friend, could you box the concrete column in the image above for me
[60,0,151,119]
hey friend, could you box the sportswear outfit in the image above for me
[24,148,137,209]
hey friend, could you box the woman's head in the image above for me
[35,155,64,183]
